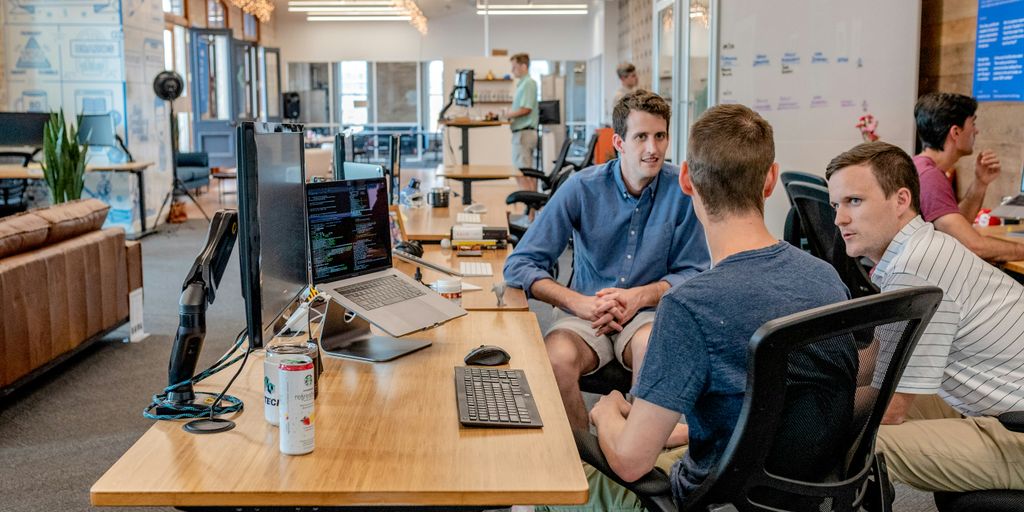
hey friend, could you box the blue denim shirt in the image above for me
[503,159,709,302]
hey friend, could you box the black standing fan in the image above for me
[153,70,210,224]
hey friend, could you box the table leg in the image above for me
[460,126,470,165]
[462,180,473,205]
[136,170,147,233]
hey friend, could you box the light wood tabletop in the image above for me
[393,245,528,311]
[0,161,153,179]
[440,119,510,128]
[436,164,522,180]
[977,224,1024,275]
[91,312,589,508]
[400,167,516,242]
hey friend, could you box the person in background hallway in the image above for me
[612,62,639,109]
[827,141,1024,493]
[912,92,1024,261]
[503,90,709,435]
[506,53,539,191]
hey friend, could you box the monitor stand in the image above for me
[317,297,431,362]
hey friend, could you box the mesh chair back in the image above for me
[681,287,943,512]
[550,136,574,177]
[580,133,598,169]
[780,171,827,206]
[787,181,879,298]
[0,152,32,216]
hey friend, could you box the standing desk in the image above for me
[0,161,155,237]
[90,311,589,508]
[436,164,522,205]
[400,166,517,242]
[440,119,509,166]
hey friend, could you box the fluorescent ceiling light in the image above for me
[476,9,587,15]
[308,15,412,20]
[290,1,396,5]
[291,6,404,12]
[475,2,588,8]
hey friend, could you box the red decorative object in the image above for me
[856,114,879,142]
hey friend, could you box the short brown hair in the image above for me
[510,53,530,67]
[686,104,775,217]
[825,142,920,213]
[612,89,671,139]
[616,62,636,79]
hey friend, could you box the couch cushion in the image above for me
[0,211,50,259]
[32,199,110,244]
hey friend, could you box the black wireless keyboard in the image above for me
[455,367,543,428]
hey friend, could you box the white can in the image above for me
[278,356,315,455]
[431,278,462,306]
[264,344,320,426]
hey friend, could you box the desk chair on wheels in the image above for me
[780,171,827,251]
[931,412,1024,511]
[786,181,878,298]
[574,286,944,512]
[0,151,33,217]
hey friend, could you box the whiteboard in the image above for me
[716,0,921,236]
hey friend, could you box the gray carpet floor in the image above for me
[0,219,938,511]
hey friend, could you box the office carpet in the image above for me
[0,218,939,512]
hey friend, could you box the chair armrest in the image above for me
[519,168,546,180]
[998,411,1024,432]
[572,429,673,498]
[505,191,550,210]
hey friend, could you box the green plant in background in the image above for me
[41,111,89,204]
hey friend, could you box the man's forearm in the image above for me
[959,181,987,223]
[508,107,531,119]
[530,278,583,312]
[636,281,671,308]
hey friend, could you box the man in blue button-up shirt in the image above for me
[503,90,710,430]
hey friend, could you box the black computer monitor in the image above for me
[77,113,117,147]
[332,131,359,180]
[388,134,401,205]
[454,69,474,107]
[0,112,50,147]
[538,100,561,125]
[237,121,309,349]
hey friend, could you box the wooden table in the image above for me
[440,119,510,166]
[436,164,522,205]
[977,224,1024,275]
[393,245,528,311]
[401,167,516,242]
[0,161,155,236]
[91,312,588,508]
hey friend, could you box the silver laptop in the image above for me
[306,178,466,337]
[992,166,1024,219]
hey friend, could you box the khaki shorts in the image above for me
[511,129,538,169]
[545,309,656,374]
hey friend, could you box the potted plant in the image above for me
[41,111,88,204]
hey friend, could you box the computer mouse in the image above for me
[464,345,511,366]
[394,240,423,257]
[464,203,488,214]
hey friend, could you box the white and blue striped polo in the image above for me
[872,216,1024,416]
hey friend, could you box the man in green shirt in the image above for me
[507,52,539,190]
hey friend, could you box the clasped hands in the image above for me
[572,287,646,336]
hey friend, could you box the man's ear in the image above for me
[612,132,624,154]
[895,187,914,215]
[763,163,780,199]
[679,162,695,196]
[947,124,962,150]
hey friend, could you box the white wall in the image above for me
[273,7,592,64]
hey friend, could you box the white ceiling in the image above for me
[273,0,597,20]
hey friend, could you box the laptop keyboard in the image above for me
[335,275,426,310]
[456,367,543,428]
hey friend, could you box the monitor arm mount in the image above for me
[437,86,461,122]
[166,209,239,404]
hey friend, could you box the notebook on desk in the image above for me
[306,178,466,337]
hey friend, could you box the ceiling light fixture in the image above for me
[476,9,587,15]
[290,6,406,12]
[308,15,412,20]
[296,0,428,34]
[475,2,588,8]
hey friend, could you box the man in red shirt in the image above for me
[913,92,1024,261]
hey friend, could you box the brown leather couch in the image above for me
[0,199,140,396]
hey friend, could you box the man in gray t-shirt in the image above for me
[539,104,856,510]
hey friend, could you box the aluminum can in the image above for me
[278,355,315,455]
[264,343,321,425]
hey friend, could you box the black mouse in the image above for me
[464,345,511,366]
[395,240,423,257]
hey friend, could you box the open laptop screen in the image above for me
[307,178,393,284]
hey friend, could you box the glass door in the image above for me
[232,40,259,122]
[262,47,282,122]
[681,0,717,158]
[190,28,235,169]
[652,0,680,160]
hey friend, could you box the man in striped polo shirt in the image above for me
[827,141,1024,492]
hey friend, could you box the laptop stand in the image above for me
[317,297,431,362]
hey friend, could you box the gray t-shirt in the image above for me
[633,242,857,501]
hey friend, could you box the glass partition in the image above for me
[287,62,331,125]
[376,62,419,124]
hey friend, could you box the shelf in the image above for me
[475,78,513,82]
[474,101,512,104]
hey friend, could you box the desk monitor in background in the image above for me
[332,131,360,179]
[538,100,560,125]
[237,121,309,349]
[388,134,401,204]
[78,112,135,161]
[0,112,50,148]
[454,69,474,107]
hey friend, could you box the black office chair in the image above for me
[787,181,879,298]
[0,151,33,217]
[573,133,599,171]
[780,171,827,251]
[574,286,944,512]
[518,136,574,192]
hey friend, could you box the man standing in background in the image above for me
[507,53,539,191]
[612,62,639,108]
